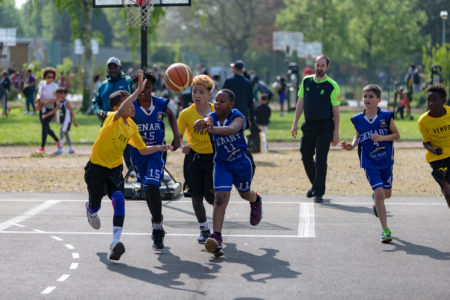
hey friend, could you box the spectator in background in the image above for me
[59,71,71,90]
[277,76,287,117]
[35,67,59,154]
[91,57,134,175]
[302,66,314,78]
[180,86,193,109]
[212,74,221,100]
[223,60,254,128]
[252,76,273,103]
[255,93,271,152]
[23,69,36,115]
[0,70,11,116]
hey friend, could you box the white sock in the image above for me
[112,226,123,245]
[199,221,209,230]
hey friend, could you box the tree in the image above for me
[195,0,262,60]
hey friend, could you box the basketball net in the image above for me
[122,0,155,28]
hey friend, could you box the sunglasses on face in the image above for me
[46,75,55,79]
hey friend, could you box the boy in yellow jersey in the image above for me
[177,75,215,244]
[84,70,172,260]
[418,84,450,208]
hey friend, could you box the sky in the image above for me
[15,0,27,8]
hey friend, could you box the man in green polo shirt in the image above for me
[291,55,340,202]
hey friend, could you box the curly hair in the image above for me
[131,69,156,85]
[426,84,447,100]
[42,67,57,80]
[192,74,214,91]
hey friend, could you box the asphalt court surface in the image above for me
[1,193,450,299]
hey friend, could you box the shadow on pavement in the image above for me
[383,238,450,260]
[321,201,393,217]
[210,243,301,283]
[97,248,220,295]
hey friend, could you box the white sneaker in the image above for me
[109,241,125,261]
[85,202,100,230]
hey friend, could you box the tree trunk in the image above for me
[81,0,93,112]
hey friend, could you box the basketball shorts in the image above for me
[213,154,254,193]
[131,149,165,188]
[279,92,287,104]
[430,157,450,188]
[84,161,124,209]
[183,149,214,199]
[364,166,393,190]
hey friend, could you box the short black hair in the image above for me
[260,93,269,101]
[426,84,447,100]
[131,69,156,85]
[363,84,382,98]
[315,54,330,66]
[56,87,67,94]
[109,90,131,109]
[219,88,235,102]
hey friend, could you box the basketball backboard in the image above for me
[273,31,303,52]
[0,28,16,47]
[92,0,191,7]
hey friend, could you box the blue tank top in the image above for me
[209,109,248,163]
[351,109,394,169]
[132,96,168,145]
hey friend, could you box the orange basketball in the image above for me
[164,63,193,92]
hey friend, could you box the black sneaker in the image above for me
[109,242,125,261]
[197,229,211,244]
[306,188,315,198]
[314,195,323,203]
[152,228,165,251]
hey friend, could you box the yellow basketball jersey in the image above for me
[90,111,146,169]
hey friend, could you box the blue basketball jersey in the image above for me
[351,108,394,169]
[209,109,248,163]
[132,96,168,145]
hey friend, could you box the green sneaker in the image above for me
[381,227,392,243]
[372,193,378,218]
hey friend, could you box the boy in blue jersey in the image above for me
[194,89,262,257]
[341,84,400,243]
[129,70,180,251]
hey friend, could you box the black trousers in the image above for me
[40,111,59,148]
[300,120,334,196]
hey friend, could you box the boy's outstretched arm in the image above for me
[370,119,401,142]
[165,107,180,151]
[114,70,147,121]
[139,144,173,156]
[208,117,244,136]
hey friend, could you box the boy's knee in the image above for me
[384,189,392,199]
[214,192,227,207]
[111,191,125,216]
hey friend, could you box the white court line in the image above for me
[72,253,79,259]
[40,286,56,295]
[0,200,60,231]
[298,203,315,237]
[13,223,25,227]
[69,263,78,270]
[64,244,75,250]
[57,274,70,282]
[51,236,63,241]
[33,229,44,233]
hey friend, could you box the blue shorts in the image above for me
[131,149,165,188]
[364,166,393,190]
[279,92,287,104]
[213,155,253,193]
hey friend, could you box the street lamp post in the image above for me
[441,10,448,45]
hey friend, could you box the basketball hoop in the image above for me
[122,0,155,28]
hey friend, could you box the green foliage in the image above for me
[277,0,428,82]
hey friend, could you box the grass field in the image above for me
[0,106,426,145]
